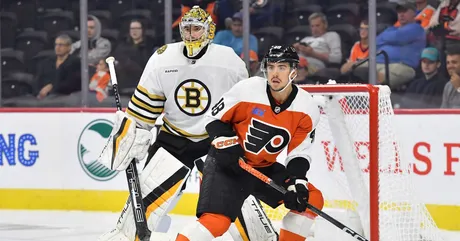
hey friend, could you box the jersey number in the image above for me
[244,118,291,155]
[211,97,225,116]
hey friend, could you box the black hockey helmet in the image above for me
[261,45,300,70]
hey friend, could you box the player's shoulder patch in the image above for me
[156,44,168,55]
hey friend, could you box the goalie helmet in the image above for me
[261,45,300,71]
[179,6,216,57]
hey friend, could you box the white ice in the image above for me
[0,210,458,241]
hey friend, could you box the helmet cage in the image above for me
[179,6,216,57]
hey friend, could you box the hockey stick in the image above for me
[106,57,151,241]
[238,158,369,241]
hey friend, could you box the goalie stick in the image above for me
[238,158,369,241]
[106,56,151,241]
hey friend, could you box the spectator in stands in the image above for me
[293,57,311,85]
[428,0,460,47]
[240,50,263,77]
[400,47,448,108]
[213,11,258,56]
[395,0,435,30]
[36,34,81,99]
[293,12,342,73]
[340,19,369,75]
[88,59,111,103]
[71,15,111,66]
[441,47,460,108]
[113,20,153,92]
[357,2,426,90]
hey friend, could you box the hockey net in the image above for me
[261,84,443,241]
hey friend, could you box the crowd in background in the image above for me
[1,0,460,108]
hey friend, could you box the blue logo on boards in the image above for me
[0,133,39,166]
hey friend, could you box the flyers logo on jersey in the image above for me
[244,118,291,155]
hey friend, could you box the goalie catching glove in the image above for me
[283,177,310,212]
[97,111,153,171]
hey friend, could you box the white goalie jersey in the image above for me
[126,42,249,141]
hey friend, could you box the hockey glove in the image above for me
[283,177,310,212]
[97,111,152,171]
[210,136,245,175]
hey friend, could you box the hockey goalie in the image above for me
[95,5,279,241]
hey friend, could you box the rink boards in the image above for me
[0,108,459,230]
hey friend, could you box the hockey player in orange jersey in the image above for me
[175,45,325,241]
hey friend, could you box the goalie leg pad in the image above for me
[99,148,190,241]
[154,214,172,233]
[232,195,278,241]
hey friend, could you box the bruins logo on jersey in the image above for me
[244,118,291,155]
[174,79,211,116]
[156,44,167,55]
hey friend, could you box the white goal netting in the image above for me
[262,84,444,241]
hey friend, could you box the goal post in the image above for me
[262,84,443,241]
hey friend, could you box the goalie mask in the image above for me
[180,6,216,57]
[261,45,300,92]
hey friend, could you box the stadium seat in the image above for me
[287,0,321,9]
[1,0,14,10]
[253,26,284,60]
[101,29,120,50]
[6,0,36,29]
[1,49,25,77]
[108,0,138,20]
[1,72,35,99]
[0,12,18,49]
[376,2,398,25]
[57,30,80,42]
[41,11,75,39]
[39,0,69,10]
[327,0,358,8]
[150,0,165,12]
[15,30,49,64]
[326,3,360,26]
[89,10,112,29]
[285,5,323,28]
[29,50,55,74]
[283,25,312,46]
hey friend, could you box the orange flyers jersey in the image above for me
[207,77,320,167]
